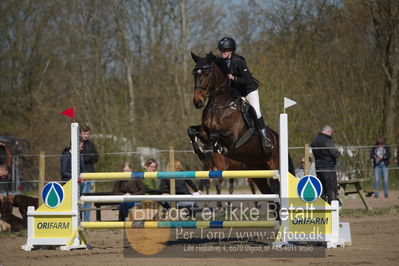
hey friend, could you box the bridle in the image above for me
[193,63,228,98]
[193,64,213,92]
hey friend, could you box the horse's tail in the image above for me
[288,154,295,175]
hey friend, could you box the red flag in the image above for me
[61,107,74,118]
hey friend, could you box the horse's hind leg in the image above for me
[248,179,261,208]
[210,153,233,208]
[214,178,223,208]
[252,179,273,194]
[228,179,234,194]
[252,178,279,217]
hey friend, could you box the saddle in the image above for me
[233,97,258,149]
[204,96,264,154]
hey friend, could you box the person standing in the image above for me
[60,140,87,221]
[79,124,99,222]
[60,140,85,182]
[311,125,341,204]
[80,125,99,173]
[217,37,273,151]
[370,136,391,198]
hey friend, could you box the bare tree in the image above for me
[368,0,399,143]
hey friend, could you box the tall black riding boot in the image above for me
[256,117,273,151]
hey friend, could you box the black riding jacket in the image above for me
[225,54,259,96]
[311,133,341,169]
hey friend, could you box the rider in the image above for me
[217,36,273,150]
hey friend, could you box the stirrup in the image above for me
[262,137,274,150]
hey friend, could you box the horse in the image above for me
[187,52,294,195]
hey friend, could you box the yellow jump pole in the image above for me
[80,170,279,180]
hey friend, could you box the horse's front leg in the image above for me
[187,125,209,160]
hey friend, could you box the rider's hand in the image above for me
[227,73,235,80]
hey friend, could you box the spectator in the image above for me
[113,162,146,221]
[142,159,159,194]
[311,125,341,204]
[80,124,99,172]
[370,136,391,198]
[159,160,199,195]
[295,157,316,179]
[80,124,99,222]
[159,160,199,217]
[60,141,87,221]
[60,141,85,181]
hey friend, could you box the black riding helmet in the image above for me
[218,37,236,50]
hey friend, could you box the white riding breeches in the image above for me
[246,90,262,119]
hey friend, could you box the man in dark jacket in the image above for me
[79,125,98,221]
[80,125,99,173]
[311,125,341,204]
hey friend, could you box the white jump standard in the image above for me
[22,113,351,251]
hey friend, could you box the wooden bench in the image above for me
[338,179,372,210]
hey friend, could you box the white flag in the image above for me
[284,97,297,109]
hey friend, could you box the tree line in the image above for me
[0,0,397,177]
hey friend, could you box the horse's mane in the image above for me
[205,52,229,76]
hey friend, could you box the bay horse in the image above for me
[187,52,294,195]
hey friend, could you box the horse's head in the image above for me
[191,52,227,109]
